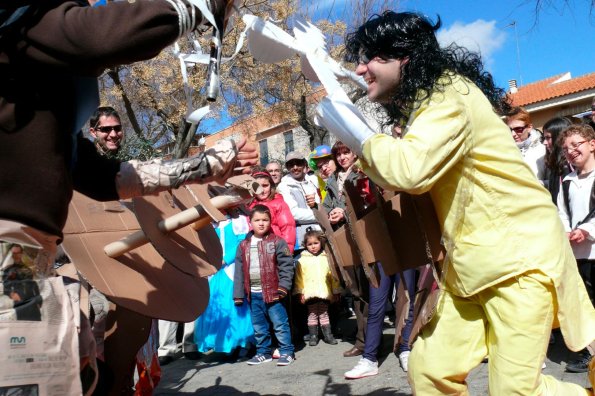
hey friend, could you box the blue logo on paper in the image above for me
[10,336,26,348]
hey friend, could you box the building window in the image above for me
[284,131,294,155]
[259,139,269,165]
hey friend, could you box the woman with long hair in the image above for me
[543,116,572,203]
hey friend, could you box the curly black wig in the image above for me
[345,11,511,126]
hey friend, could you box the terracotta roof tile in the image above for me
[510,72,595,106]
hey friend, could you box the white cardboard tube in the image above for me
[104,193,247,258]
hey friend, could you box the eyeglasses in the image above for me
[562,140,588,154]
[95,125,122,133]
[316,158,333,168]
[510,125,527,134]
[266,168,281,173]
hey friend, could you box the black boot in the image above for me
[308,326,319,346]
[321,325,338,345]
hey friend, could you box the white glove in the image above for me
[314,95,376,158]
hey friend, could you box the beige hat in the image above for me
[285,151,306,163]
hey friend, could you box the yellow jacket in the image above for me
[360,74,595,351]
[293,251,342,300]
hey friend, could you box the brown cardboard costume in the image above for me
[62,176,257,321]
[61,176,257,395]
[341,184,444,347]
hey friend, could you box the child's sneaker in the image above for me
[247,354,272,365]
[272,348,280,359]
[344,357,379,379]
[277,354,295,366]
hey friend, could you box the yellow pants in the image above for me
[409,271,593,395]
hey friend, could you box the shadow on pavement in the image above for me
[314,369,410,396]
[155,376,292,395]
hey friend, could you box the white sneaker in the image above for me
[398,351,410,372]
[272,348,280,359]
[344,357,379,379]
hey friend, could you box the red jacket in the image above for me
[248,193,296,253]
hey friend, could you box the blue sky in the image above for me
[313,0,595,89]
[202,0,595,134]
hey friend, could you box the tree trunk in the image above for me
[173,120,198,159]
[107,68,144,139]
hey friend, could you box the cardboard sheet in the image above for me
[343,184,445,276]
[313,209,360,268]
[133,187,222,278]
[62,192,209,322]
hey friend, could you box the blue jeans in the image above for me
[249,292,294,356]
[363,264,416,362]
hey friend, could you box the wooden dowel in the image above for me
[104,230,151,258]
[104,192,248,258]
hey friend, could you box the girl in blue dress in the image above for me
[195,209,254,354]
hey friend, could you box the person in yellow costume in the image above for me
[316,11,595,395]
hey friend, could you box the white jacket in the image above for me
[517,130,546,185]
[277,174,320,222]
[277,173,321,248]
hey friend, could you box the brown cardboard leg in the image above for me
[104,304,151,396]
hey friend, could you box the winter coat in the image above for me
[233,232,294,304]
[293,250,342,300]
[248,193,296,254]
[277,174,321,249]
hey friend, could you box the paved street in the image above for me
[155,317,590,395]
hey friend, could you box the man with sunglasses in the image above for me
[277,151,321,253]
[89,107,124,155]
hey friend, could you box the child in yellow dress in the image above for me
[293,229,342,346]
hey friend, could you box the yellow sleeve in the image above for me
[329,269,343,295]
[360,86,471,194]
[293,262,304,295]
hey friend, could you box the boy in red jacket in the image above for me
[234,205,295,365]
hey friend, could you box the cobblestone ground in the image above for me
[155,317,590,395]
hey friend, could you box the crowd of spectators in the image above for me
[180,103,595,378]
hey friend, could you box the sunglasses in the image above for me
[357,52,393,65]
[95,125,122,133]
[286,159,305,168]
[357,51,376,65]
[510,125,527,134]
